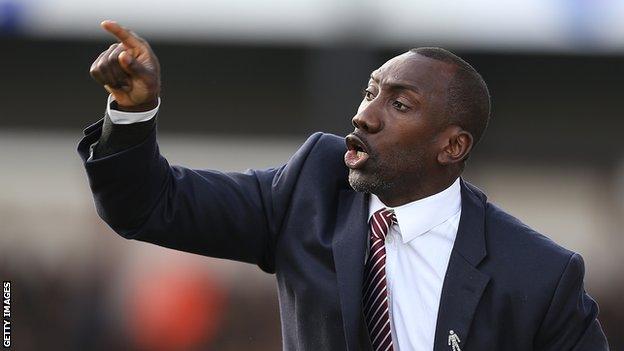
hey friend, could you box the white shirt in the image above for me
[104,97,462,349]
[368,178,462,351]
[105,95,160,124]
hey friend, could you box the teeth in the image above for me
[357,151,366,157]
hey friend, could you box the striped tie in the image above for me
[363,208,396,351]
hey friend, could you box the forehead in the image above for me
[371,52,455,94]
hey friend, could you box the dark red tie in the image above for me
[362,208,396,351]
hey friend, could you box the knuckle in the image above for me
[91,72,103,83]
[108,50,120,60]
[97,61,110,74]
[93,55,104,66]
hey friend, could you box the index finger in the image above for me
[101,20,142,49]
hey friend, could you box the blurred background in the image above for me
[1,0,623,349]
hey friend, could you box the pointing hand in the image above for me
[89,20,161,111]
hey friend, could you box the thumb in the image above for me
[118,50,148,76]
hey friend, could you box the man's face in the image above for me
[345,52,455,197]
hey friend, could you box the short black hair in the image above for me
[410,47,491,146]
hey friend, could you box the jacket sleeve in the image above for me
[77,114,323,273]
[534,253,610,350]
[93,113,157,158]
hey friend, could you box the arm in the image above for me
[93,111,156,159]
[88,20,161,158]
[78,116,321,273]
[80,21,319,272]
[534,253,609,350]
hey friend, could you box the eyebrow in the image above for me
[369,73,421,95]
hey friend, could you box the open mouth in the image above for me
[344,134,370,169]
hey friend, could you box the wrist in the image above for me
[113,98,159,112]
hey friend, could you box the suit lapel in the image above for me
[332,189,370,351]
[433,180,491,351]
[332,181,491,350]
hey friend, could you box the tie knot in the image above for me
[370,208,396,240]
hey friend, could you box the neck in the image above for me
[375,176,459,207]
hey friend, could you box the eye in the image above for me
[392,100,410,112]
[361,88,375,101]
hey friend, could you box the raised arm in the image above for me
[80,21,321,273]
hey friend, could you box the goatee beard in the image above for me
[348,169,392,194]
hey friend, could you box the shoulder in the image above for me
[270,132,349,190]
[466,182,576,288]
[301,132,346,155]
[293,132,348,174]
[468,183,607,348]
[279,132,345,167]
[485,201,574,265]
[483,200,579,302]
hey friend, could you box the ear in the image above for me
[436,126,474,165]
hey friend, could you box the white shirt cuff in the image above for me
[107,95,160,124]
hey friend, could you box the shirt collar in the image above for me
[368,178,462,243]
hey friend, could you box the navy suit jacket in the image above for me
[77,116,608,350]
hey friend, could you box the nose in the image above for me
[351,104,382,134]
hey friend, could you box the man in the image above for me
[78,20,609,350]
